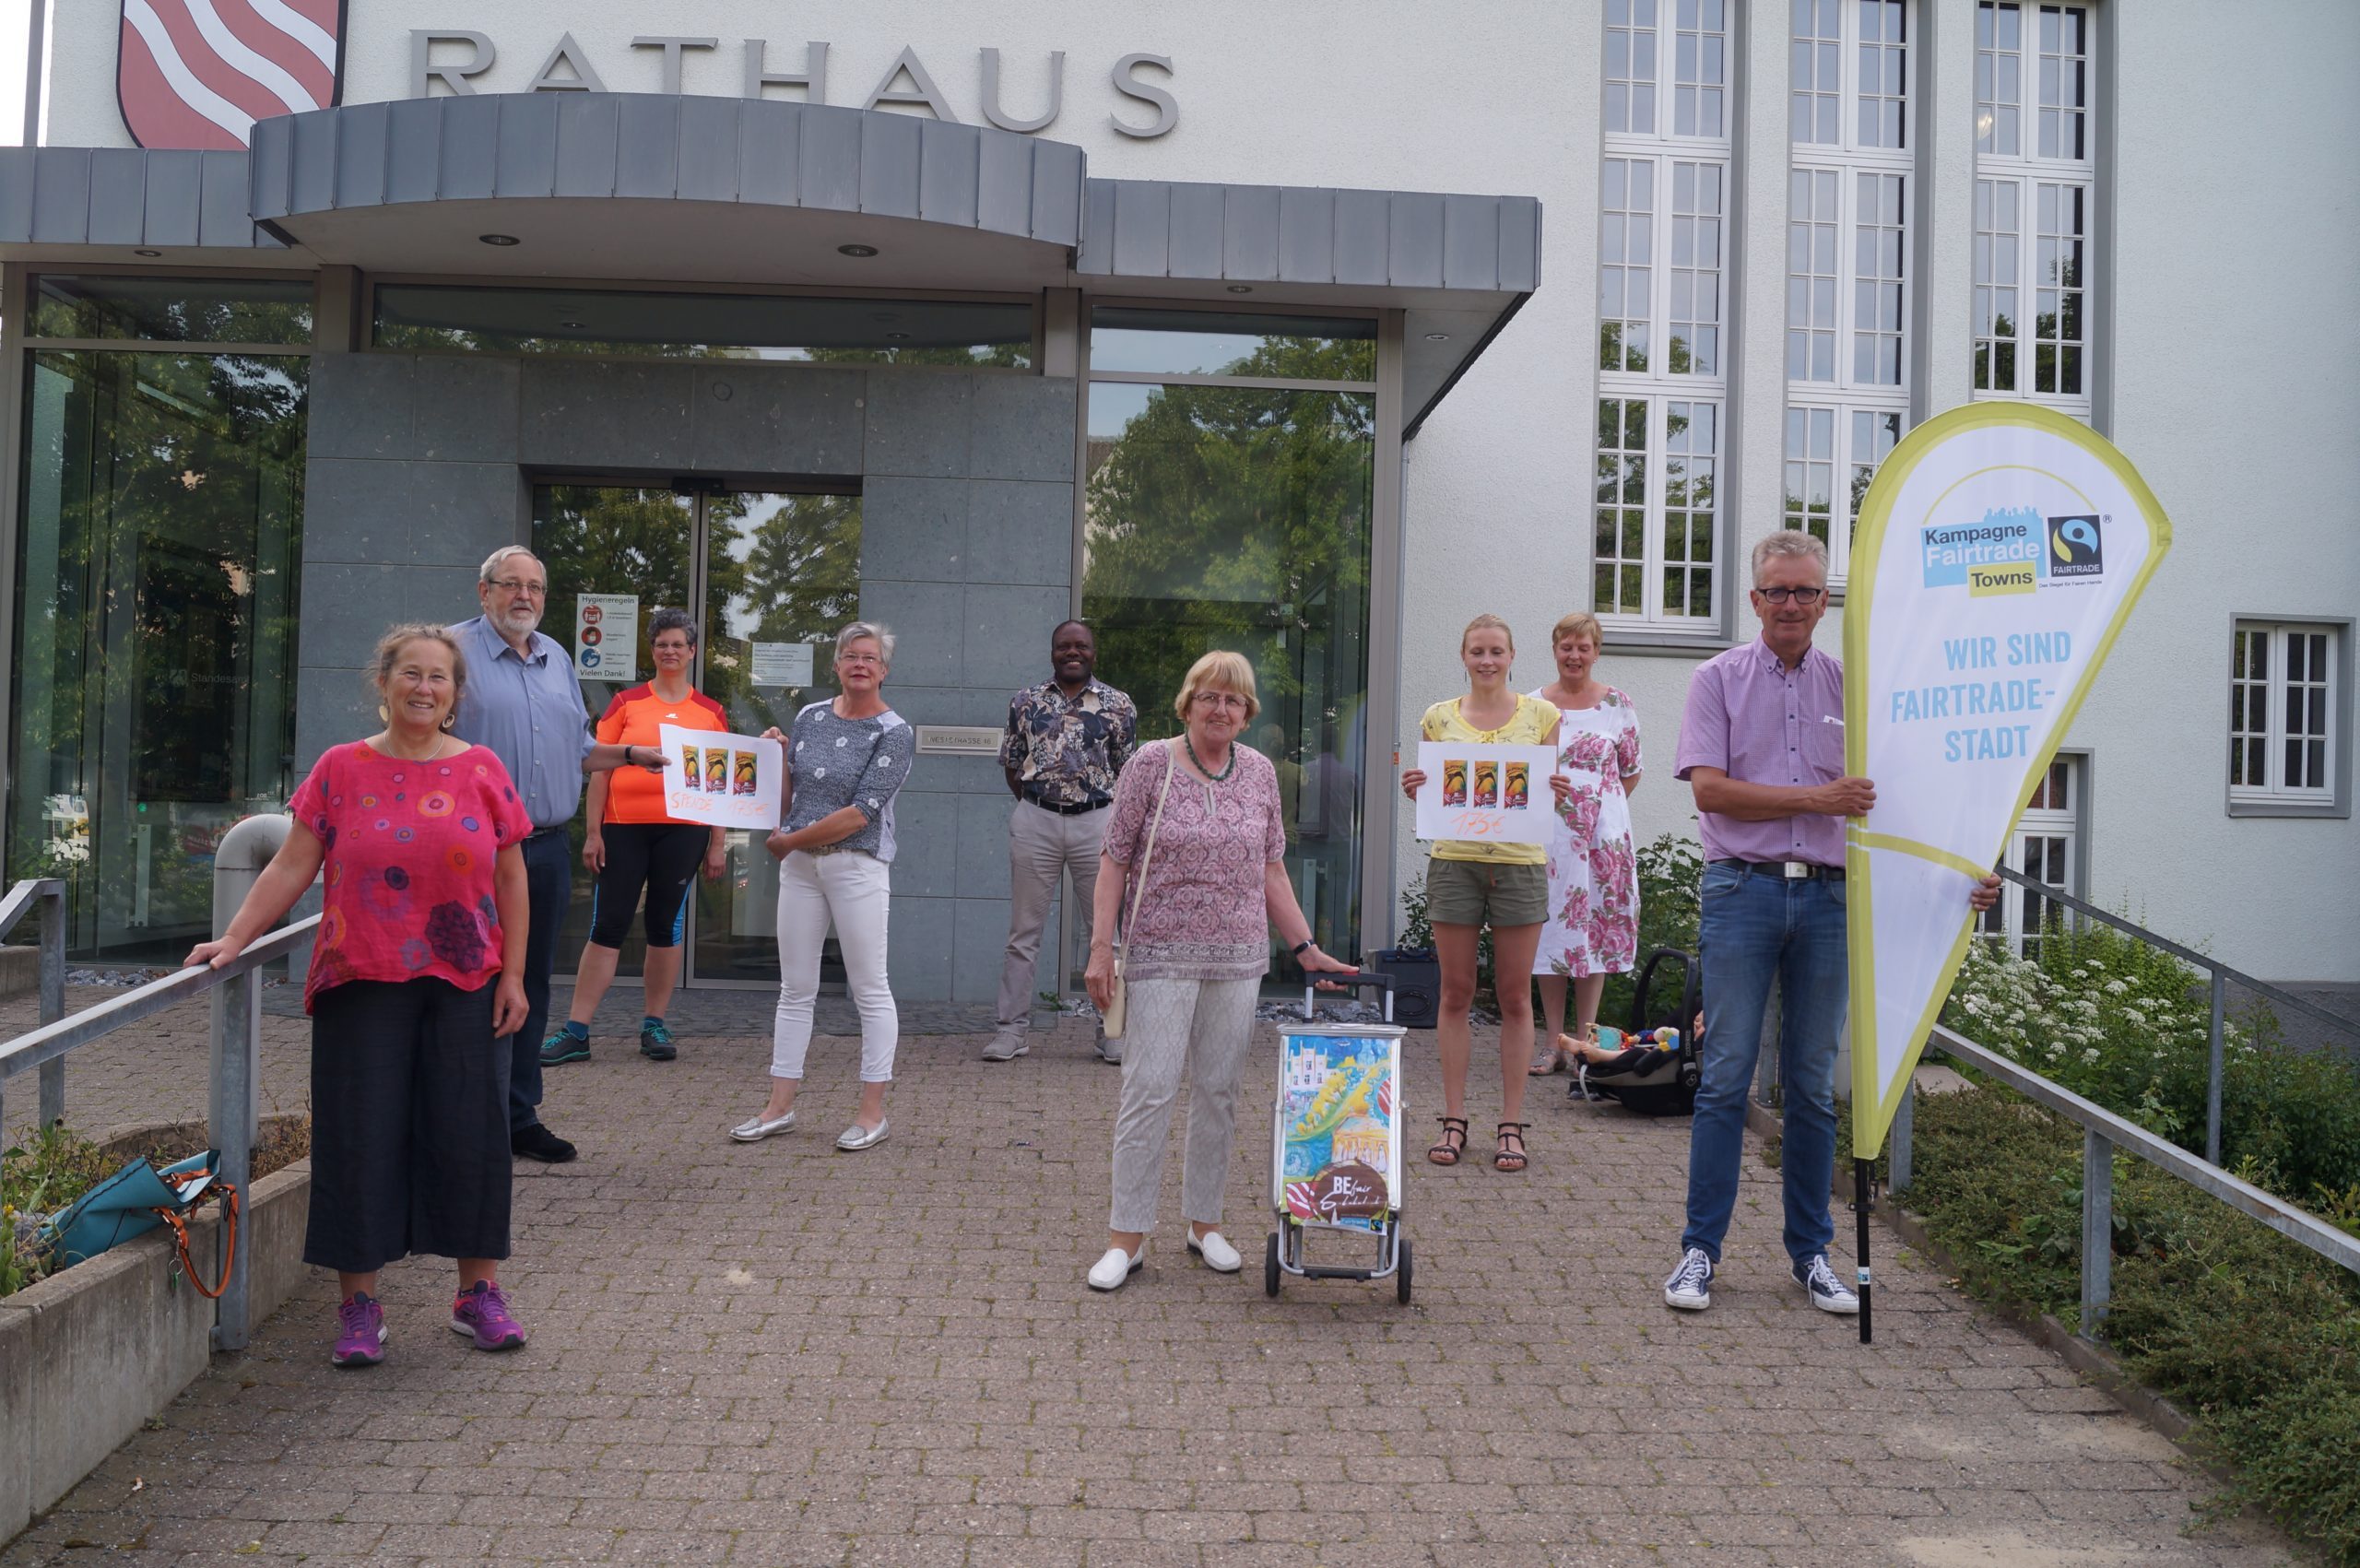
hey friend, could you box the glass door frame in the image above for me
[534,473,861,992]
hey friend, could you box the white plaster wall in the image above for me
[37,0,2360,980]
[2042,0,2360,978]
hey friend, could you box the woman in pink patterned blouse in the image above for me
[1080,652,1356,1292]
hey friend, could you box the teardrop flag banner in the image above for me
[1845,404,2172,1160]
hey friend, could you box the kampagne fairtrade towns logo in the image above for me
[1920,506,2105,596]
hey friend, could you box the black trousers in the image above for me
[589,821,705,949]
[511,828,571,1132]
[306,978,513,1274]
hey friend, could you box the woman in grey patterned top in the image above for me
[729,623,916,1151]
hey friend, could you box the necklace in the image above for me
[1184,737,1235,784]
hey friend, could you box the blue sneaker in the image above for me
[1663,1247,1714,1311]
[1792,1254,1860,1315]
[539,1026,590,1067]
[639,1020,677,1061]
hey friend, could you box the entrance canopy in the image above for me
[0,93,1539,429]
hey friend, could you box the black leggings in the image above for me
[589,821,705,949]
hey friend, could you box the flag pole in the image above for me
[1854,1157,1874,1344]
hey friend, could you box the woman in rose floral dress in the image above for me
[1528,612,1645,1072]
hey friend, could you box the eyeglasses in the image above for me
[1192,691,1250,711]
[1752,585,1827,606]
[486,577,549,597]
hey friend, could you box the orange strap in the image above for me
[156,1178,240,1301]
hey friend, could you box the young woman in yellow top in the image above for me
[1399,614,1563,1172]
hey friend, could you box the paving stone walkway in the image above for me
[1,990,2297,1566]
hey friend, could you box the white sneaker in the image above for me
[981,1030,1029,1062]
[1086,1242,1145,1291]
[1663,1247,1715,1311]
[1186,1231,1243,1273]
[834,1118,890,1150]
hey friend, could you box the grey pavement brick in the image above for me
[0,994,2300,1567]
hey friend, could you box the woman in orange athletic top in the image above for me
[540,609,728,1067]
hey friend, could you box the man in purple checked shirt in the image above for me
[1660,530,2000,1317]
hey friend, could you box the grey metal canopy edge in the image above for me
[0,93,1540,430]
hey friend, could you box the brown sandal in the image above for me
[1428,1116,1469,1166]
[1493,1122,1529,1173]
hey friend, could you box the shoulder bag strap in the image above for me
[1114,741,1180,975]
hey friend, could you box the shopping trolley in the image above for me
[1264,973,1411,1304]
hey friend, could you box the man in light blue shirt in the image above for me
[451,547,665,1163]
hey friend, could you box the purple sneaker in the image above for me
[450,1279,528,1351]
[330,1292,385,1367]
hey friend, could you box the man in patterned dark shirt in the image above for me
[986,620,1138,1064]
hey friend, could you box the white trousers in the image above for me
[770,849,898,1084]
[1107,976,1261,1234]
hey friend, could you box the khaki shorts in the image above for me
[1425,855,1550,928]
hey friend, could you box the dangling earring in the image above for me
[377,704,389,724]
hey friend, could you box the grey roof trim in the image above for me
[0,147,279,250]
[1076,178,1541,293]
[247,94,1086,248]
[1404,288,1533,442]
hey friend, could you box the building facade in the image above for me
[3,0,2353,996]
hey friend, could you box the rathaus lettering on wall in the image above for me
[409,34,1181,138]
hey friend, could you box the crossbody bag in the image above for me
[1103,741,1178,1041]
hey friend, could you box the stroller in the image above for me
[1572,946,1703,1116]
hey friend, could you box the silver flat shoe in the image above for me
[729,1110,796,1143]
[834,1118,890,1151]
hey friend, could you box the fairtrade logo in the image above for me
[2047,514,2104,578]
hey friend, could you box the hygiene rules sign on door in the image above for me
[572,594,639,682]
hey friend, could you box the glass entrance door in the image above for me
[531,484,863,988]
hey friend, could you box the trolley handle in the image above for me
[1302,972,1396,1024]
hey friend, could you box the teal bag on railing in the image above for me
[41,1149,222,1268]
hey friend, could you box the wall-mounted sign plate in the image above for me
[914,725,1003,756]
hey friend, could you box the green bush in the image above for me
[1904,1084,2360,1563]
[1,1122,114,1298]
[1941,920,2360,1217]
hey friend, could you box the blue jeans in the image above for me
[510,829,571,1134]
[1681,862,1847,1267]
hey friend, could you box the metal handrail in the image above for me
[1994,864,2358,1041]
[0,902,317,1351]
[1991,864,2355,1165]
[1896,1022,2360,1340]
[0,919,317,1084]
[0,878,65,1129]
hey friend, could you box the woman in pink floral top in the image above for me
[193,625,534,1370]
[1080,651,1355,1292]
[1528,612,1645,1069]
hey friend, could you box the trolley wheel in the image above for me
[1264,1232,1281,1297]
[1397,1239,1414,1305]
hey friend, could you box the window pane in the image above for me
[10,351,307,961]
[375,285,1037,368]
[1083,376,1372,963]
[1089,308,1374,380]
[32,276,313,345]
[1594,398,1650,616]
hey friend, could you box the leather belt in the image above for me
[1024,793,1112,816]
[1711,857,1845,881]
[525,825,567,843]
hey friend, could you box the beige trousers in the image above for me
[996,799,1108,1031]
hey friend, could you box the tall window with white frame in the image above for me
[1595,0,1729,628]
[1785,0,1912,586]
[1976,756,2083,957]
[1972,0,2094,415]
[2230,621,2342,810]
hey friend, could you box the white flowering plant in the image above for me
[1942,919,2360,1212]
